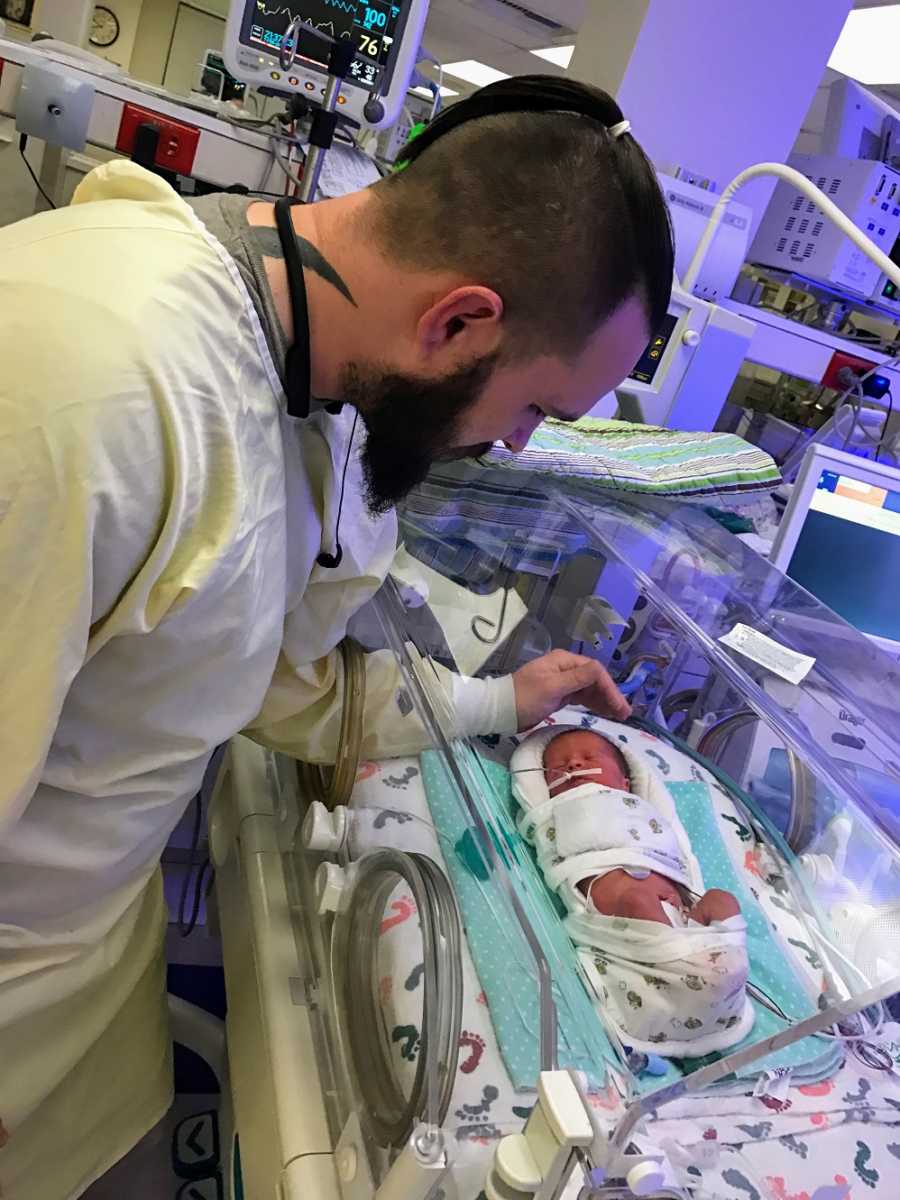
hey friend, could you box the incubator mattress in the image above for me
[346,711,900,1197]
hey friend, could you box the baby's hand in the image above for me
[691,888,741,925]
[588,872,678,925]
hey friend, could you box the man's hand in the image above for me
[512,650,630,731]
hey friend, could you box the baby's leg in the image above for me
[691,888,741,925]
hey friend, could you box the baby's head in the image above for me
[543,730,631,796]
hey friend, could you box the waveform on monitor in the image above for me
[254,0,359,17]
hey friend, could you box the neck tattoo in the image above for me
[250,224,358,308]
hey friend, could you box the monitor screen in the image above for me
[239,1,404,91]
[786,467,900,645]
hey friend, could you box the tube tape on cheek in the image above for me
[509,725,585,812]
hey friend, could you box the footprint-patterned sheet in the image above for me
[346,713,897,1195]
[648,1023,900,1198]
[349,755,623,1184]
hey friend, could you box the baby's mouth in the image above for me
[546,768,607,795]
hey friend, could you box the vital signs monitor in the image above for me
[223,0,429,128]
[771,443,900,655]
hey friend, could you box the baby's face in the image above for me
[543,731,630,796]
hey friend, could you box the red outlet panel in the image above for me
[820,350,877,392]
[116,103,200,176]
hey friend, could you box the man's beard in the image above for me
[340,355,498,515]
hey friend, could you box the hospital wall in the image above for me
[130,0,230,86]
[90,0,145,72]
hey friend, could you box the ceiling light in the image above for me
[531,45,575,68]
[828,5,900,85]
[411,84,459,99]
[443,60,510,87]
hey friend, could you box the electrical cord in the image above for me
[18,134,56,209]
[177,792,203,937]
[272,142,306,190]
[875,389,894,462]
[177,789,215,937]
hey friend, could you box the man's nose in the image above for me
[504,413,542,453]
[503,430,530,453]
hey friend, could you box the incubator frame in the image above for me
[217,475,900,1200]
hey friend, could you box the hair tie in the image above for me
[608,119,631,139]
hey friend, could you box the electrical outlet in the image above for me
[820,350,876,392]
[116,103,200,175]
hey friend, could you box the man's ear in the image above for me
[416,286,504,359]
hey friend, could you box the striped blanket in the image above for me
[482,417,779,496]
[399,422,778,585]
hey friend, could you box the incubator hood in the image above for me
[214,460,900,1200]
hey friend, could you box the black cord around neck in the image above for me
[316,409,359,569]
[274,196,312,419]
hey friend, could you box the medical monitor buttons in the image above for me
[682,329,701,348]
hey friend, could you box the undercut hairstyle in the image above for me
[371,75,674,358]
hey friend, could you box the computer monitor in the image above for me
[770,443,900,655]
[223,0,429,129]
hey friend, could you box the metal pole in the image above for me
[300,72,342,204]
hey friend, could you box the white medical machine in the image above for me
[612,280,755,430]
[720,79,900,382]
[608,171,756,430]
[222,0,429,131]
[749,153,900,319]
[771,443,900,657]
[212,462,900,1200]
[821,76,900,173]
[675,159,900,420]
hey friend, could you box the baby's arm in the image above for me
[690,888,741,925]
[585,871,681,925]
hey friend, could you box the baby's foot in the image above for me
[459,1030,486,1074]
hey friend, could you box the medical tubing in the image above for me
[296,637,365,811]
[333,849,462,1147]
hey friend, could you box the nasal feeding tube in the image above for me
[511,765,627,796]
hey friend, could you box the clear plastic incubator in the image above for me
[211,462,900,1200]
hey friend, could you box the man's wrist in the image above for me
[451,673,518,736]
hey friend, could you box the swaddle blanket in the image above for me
[511,726,755,1057]
[526,784,696,898]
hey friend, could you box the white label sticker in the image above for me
[719,623,815,685]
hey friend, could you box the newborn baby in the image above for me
[543,730,742,929]
[511,723,754,1056]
